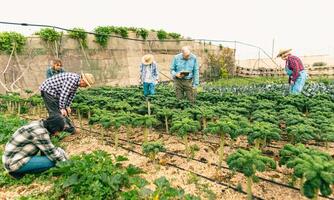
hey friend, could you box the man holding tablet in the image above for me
[170,46,199,103]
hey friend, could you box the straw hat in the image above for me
[277,49,292,58]
[81,73,95,87]
[142,54,154,65]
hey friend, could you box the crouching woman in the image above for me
[2,115,68,179]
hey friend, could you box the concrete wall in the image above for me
[0,33,221,93]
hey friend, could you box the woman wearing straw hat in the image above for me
[277,49,307,94]
[140,54,159,96]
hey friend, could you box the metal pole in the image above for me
[271,38,275,59]
[258,48,260,69]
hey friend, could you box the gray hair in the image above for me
[181,46,192,56]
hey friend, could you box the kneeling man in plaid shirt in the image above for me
[2,115,68,178]
[40,72,95,134]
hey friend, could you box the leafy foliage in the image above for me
[47,151,146,199]
[135,28,149,40]
[227,148,276,177]
[68,27,88,48]
[287,154,334,198]
[286,124,317,144]
[247,122,281,148]
[0,115,26,144]
[0,32,26,54]
[170,118,200,138]
[94,26,113,48]
[37,28,61,43]
[168,32,181,39]
[142,141,166,162]
[157,29,168,41]
[227,148,276,200]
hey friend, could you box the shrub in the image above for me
[94,26,113,48]
[157,29,168,41]
[0,32,26,54]
[68,28,88,48]
[37,28,61,43]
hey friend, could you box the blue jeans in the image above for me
[285,68,307,94]
[290,70,307,94]
[9,156,55,178]
[143,82,155,96]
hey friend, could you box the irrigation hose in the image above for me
[85,128,265,200]
[18,115,334,199]
[77,126,334,200]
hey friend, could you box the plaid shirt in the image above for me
[40,72,80,109]
[286,55,304,82]
[140,62,159,83]
[2,120,67,172]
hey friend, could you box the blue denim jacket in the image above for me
[140,62,159,83]
[170,53,199,87]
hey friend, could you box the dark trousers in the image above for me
[174,78,195,103]
[41,91,75,133]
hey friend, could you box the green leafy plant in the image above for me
[94,26,113,48]
[251,110,278,124]
[37,28,61,42]
[110,114,128,150]
[68,27,88,48]
[279,144,332,167]
[46,151,147,199]
[152,176,200,200]
[312,62,327,67]
[168,32,181,39]
[0,31,26,54]
[133,115,158,143]
[1,93,28,115]
[170,118,200,159]
[198,106,217,129]
[286,154,334,199]
[204,117,241,168]
[0,115,26,144]
[319,124,334,149]
[136,28,149,40]
[227,148,276,200]
[157,29,168,41]
[157,108,174,134]
[248,121,281,149]
[189,144,200,159]
[286,124,317,144]
[142,141,166,166]
[279,143,332,195]
[117,27,129,38]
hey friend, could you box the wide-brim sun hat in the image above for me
[277,49,292,58]
[142,54,154,65]
[81,72,95,87]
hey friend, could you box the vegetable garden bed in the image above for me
[1,84,334,200]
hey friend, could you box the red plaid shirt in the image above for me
[286,55,304,82]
